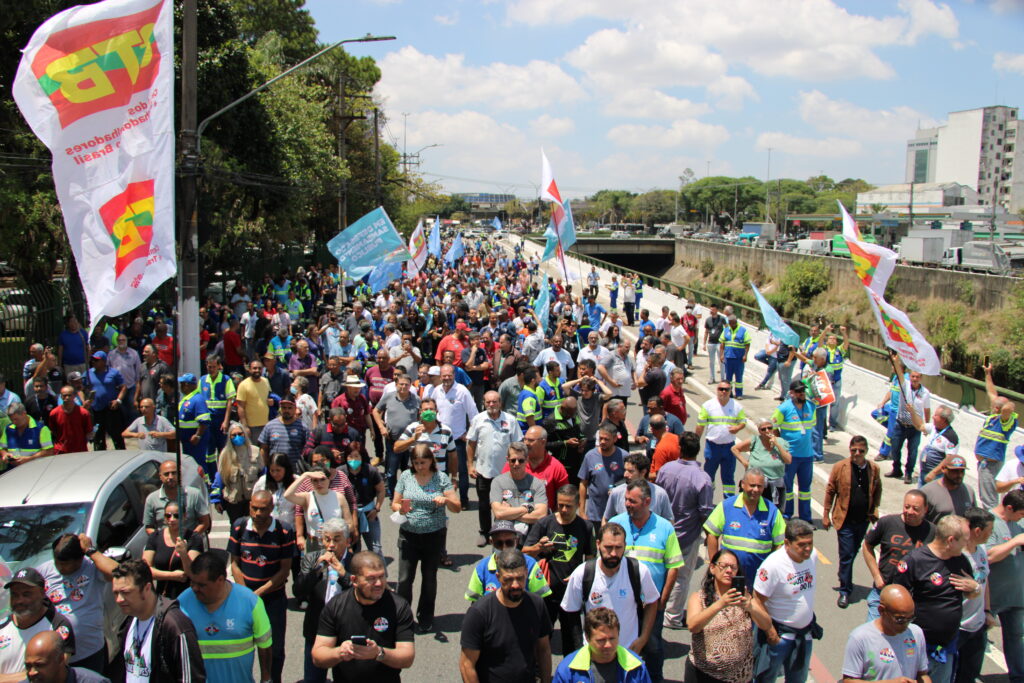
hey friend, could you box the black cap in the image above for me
[789,380,806,392]
[5,567,45,590]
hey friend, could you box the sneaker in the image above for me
[874,454,889,462]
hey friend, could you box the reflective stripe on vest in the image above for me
[723,327,748,349]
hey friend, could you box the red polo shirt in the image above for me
[660,385,687,425]
[502,452,569,506]
[48,405,92,454]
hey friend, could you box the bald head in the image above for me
[25,631,66,681]
[879,584,914,612]
[251,490,273,506]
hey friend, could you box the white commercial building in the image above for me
[856,182,978,215]
[904,105,1023,213]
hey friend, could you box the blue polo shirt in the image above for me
[85,367,123,410]
[178,583,272,683]
[703,493,785,590]
[609,512,684,592]
[584,302,606,326]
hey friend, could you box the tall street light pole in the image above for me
[177,29,394,375]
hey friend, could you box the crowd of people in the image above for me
[0,232,1021,683]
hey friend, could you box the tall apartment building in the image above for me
[905,105,1022,212]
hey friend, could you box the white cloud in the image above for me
[602,89,713,119]
[994,51,1024,74]
[898,0,958,43]
[755,132,863,158]
[377,46,585,112]
[433,12,459,25]
[530,114,575,137]
[607,120,730,149]
[707,76,758,110]
[990,0,1024,14]
[797,90,933,143]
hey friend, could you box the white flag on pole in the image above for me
[13,0,176,332]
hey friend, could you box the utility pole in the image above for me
[908,181,914,233]
[373,108,382,207]
[764,147,772,223]
[401,112,409,174]
[337,73,346,233]
[178,0,200,378]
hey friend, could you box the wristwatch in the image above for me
[524,503,535,513]
[84,546,98,556]
[376,646,386,661]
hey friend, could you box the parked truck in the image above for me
[942,241,1015,275]
[742,222,777,246]
[795,238,831,255]
[899,236,946,266]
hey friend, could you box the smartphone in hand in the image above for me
[350,635,367,647]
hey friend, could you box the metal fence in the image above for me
[0,279,85,386]
[562,244,1021,409]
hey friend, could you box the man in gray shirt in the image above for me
[490,442,548,540]
[142,460,211,535]
[921,456,976,523]
[598,340,634,402]
[842,584,929,683]
[373,374,421,495]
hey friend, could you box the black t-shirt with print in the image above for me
[891,544,972,647]
[524,514,594,593]
[864,514,935,583]
[316,587,414,683]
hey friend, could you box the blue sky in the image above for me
[307,0,1024,198]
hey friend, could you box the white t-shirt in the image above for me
[124,615,155,683]
[996,459,1024,490]
[577,345,609,366]
[560,560,659,646]
[670,324,689,350]
[0,610,73,674]
[754,546,817,629]
[961,545,990,633]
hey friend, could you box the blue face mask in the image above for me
[231,434,245,447]
[290,386,298,395]
[347,459,362,471]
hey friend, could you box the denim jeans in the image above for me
[954,627,987,683]
[303,636,328,683]
[397,527,443,625]
[829,379,843,430]
[263,589,288,683]
[888,423,921,477]
[998,606,1024,683]
[813,407,826,461]
[385,441,406,497]
[866,587,881,621]
[755,628,812,683]
[784,458,814,521]
[703,441,737,498]
[837,520,869,596]
[642,609,666,682]
[928,636,959,683]
[755,350,779,388]
[777,362,794,399]
[707,344,720,381]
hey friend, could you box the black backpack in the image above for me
[581,556,645,628]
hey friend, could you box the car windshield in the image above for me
[0,503,91,573]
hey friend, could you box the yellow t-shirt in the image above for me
[235,377,270,427]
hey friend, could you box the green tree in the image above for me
[591,189,635,224]
[628,190,676,226]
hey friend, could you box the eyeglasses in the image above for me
[717,387,731,392]
[758,426,773,432]
[492,539,517,549]
[850,448,867,454]
[508,458,526,464]
[714,562,738,572]
[164,512,180,519]
[887,613,915,625]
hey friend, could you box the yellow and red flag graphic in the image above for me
[13,0,175,333]
[865,288,940,375]
[839,201,897,297]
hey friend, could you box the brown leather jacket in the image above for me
[823,458,882,530]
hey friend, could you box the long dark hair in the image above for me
[702,548,740,608]
[265,452,295,492]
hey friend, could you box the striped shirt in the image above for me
[227,518,295,594]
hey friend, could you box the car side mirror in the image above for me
[104,547,131,562]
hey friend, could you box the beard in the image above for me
[602,554,621,569]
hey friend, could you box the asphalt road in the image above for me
[204,346,1012,683]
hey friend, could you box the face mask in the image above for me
[231,434,246,447]
[420,409,436,422]
[290,386,298,395]
[347,459,362,471]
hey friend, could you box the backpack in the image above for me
[581,556,645,628]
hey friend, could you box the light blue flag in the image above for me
[541,217,558,262]
[327,207,409,279]
[492,216,502,231]
[428,217,442,257]
[749,281,800,347]
[534,278,551,333]
[558,198,576,250]
[367,261,403,293]
[444,234,465,264]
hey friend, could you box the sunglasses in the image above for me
[164,512,180,519]
[492,539,517,549]
[717,387,731,392]
[850,448,867,454]
[758,426,773,432]
[508,458,526,464]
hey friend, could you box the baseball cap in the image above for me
[489,520,517,536]
[91,350,107,360]
[278,397,296,406]
[455,322,469,331]
[67,371,83,382]
[789,380,806,392]
[177,373,197,384]
[428,366,441,377]
[5,567,45,590]
[946,456,968,470]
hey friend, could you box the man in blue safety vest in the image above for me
[976,361,1020,507]
[200,354,236,476]
[718,316,750,398]
[773,380,817,522]
[177,373,211,482]
[822,326,849,431]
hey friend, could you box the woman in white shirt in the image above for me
[292,376,318,430]
[283,464,351,554]
[251,453,296,529]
